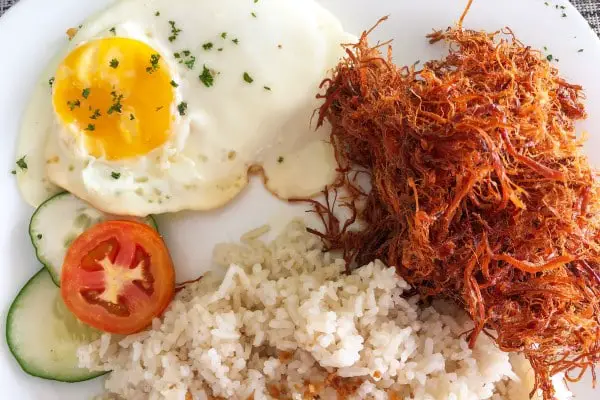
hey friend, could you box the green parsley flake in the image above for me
[109,27,116,35]
[251,12,257,18]
[168,20,182,42]
[130,113,135,120]
[90,109,101,119]
[85,124,95,131]
[221,32,227,39]
[217,48,223,52]
[16,156,27,171]
[199,65,215,87]
[146,53,161,73]
[277,156,284,164]
[155,11,160,16]
[232,38,239,45]
[177,102,188,116]
[111,172,121,179]
[107,91,124,114]
[546,54,553,62]
[82,88,91,99]
[175,50,195,69]
[37,234,43,240]
[10,170,16,175]
[263,86,271,91]
[109,58,119,68]
[243,72,254,84]
[170,80,179,87]
[202,42,213,51]
[48,77,55,87]
[578,49,584,53]
[67,100,81,111]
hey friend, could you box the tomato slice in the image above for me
[61,220,175,334]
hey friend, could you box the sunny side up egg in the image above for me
[16,0,354,217]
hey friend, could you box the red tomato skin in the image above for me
[61,220,175,334]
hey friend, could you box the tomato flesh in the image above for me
[61,220,175,334]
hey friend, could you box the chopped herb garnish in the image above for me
[37,234,43,240]
[546,54,553,62]
[146,53,161,73]
[67,100,81,111]
[562,12,567,17]
[184,57,195,69]
[155,11,160,16]
[263,86,271,91]
[48,77,55,87]
[543,46,548,51]
[217,48,223,52]
[85,124,95,131]
[107,91,124,114]
[175,50,195,69]
[168,20,182,42]
[277,156,284,163]
[16,156,27,170]
[109,27,116,35]
[560,5,566,9]
[10,170,16,175]
[221,32,227,39]
[202,42,213,50]
[199,65,215,87]
[578,48,584,53]
[109,58,119,68]
[156,106,164,111]
[90,109,101,119]
[243,72,254,84]
[254,0,259,3]
[82,88,91,99]
[544,1,548,5]
[130,113,135,120]
[251,12,257,18]
[111,171,121,179]
[170,80,179,87]
[232,38,239,45]
[177,101,188,116]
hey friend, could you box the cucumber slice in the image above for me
[29,192,158,286]
[5,268,105,382]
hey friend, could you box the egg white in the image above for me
[19,0,354,216]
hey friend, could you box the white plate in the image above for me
[1,0,599,398]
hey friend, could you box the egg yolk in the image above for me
[52,37,174,160]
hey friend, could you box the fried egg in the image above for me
[17,0,353,216]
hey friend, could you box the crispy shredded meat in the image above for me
[312,11,600,400]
